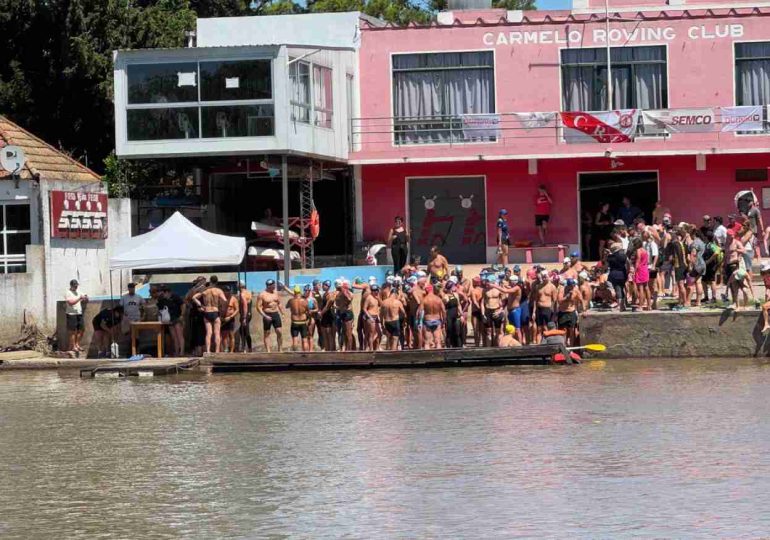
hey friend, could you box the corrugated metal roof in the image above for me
[0,116,101,183]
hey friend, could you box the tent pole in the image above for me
[282,155,291,287]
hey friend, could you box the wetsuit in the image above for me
[445,293,463,348]
[390,228,408,276]
[239,294,253,352]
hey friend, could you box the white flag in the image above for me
[720,106,764,132]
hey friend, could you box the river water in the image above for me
[1,358,770,539]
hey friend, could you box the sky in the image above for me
[536,0,573,10]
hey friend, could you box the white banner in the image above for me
[462,114,500,139]
[720,106,765,132]
[642,108,717,133]
[514,112,557,131]
[560,110,639,144]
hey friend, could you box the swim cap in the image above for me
[499,209,508,215]
[449,275,459,284]
[407,276,418,284]
[455,265,463,274]
[277,281,284,290]
[510,275,520,283]
[563,257,571,264]
[303,284,311,292]
[579,271,589,280]
[425,284,434,293]
[505,324,515,334]
[566,278,576,287]
[386,276,395,284]
[353,276,363,285]
[266,279,275,286]
[370,284,380,292]
[416,271,427,278]
[762,262,770,273]
[571,251,580,259]
[293,285,301,294]
[322,280,331,287]
[513,265,521,273]
[386,270,394,277]
[334,279,343,288]
[445,281,455,291]
[312,279,320,286]
[540,269,549,277]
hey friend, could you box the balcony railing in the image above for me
[350,108,770,151]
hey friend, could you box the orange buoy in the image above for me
[310,210,320,239]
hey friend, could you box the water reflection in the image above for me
[1,358,770,538]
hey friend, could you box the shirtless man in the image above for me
[407,278,425,349]
[286,285,311,352]
[256,279,284,352]
[381,288,407,350]
[238,281,253,352]
[499,324,522,347]
[496,275,525,344]
[352,277,373,350]
[192,275,227,353]
[420,284,446,349]
[533,270,558,343]
[304,284,318,349]
[221,285,240,352]
[578,271,592,313]
[361,284,382,351]
[469,276,484,347]
[318,281,336,351]
[557,278,581,346]
[481,277,506,347]
[427,246,450,280]
[334,279,355,351]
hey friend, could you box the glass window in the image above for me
[201,105,275,137]
[735,42,770,106]
[313,65,333,128]
[1,203,30,274]
[200,60,272,101]
[290,60,311,123]
[561,46,667,111]
[127,108,200,141]
[127,63,198,104]
[392,51,495,144]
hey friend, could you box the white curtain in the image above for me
[393,52,494,143]
[737,42,770,105]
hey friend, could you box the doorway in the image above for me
[408,176,486,264]
[579,171,659,260]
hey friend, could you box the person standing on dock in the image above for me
[192,276,227,354]
[381,288,406,350]
[496,209,510,266]
[221,286,239,353]
[535,184,552,246]
[257,279,284,353]
[361,284,382,351]
[481,277,506,347]
[556,279,580,346]
[286,286,311,352]
[533,270,557,344]
[420,284,445,349]
[407,276,425,349]
[386,216,410,277]
[334,279,355,351]
[318,280,336,351]
[120,283,145,326]
[427,246,449,281]
[65,279,88,353]
[238,281,253,353]
[158,286,184,357]
[91,305,123,358]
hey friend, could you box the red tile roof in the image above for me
[0,115,100,183]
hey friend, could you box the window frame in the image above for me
[125,57,275,141]
[733,41,770,136]
[0,202,31,274]
[313,64,334,129]
[289,59,312,124]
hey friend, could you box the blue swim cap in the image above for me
[570,251,580,259]
[499,209,508,215]
[312,279,320,286]
[303,284,311,291]
[322,280,331,287]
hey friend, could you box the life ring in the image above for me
[309,210,320,239]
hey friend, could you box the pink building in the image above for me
[351,0,770,262]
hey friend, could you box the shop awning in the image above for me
[109,211,246,270]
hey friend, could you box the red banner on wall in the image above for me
[50,191,108,239]
[560,110,639,143]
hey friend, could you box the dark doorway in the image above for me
[408,176,486,264]
[579,171,658,260]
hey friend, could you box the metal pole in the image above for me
[282,155,291,287]
[606,0,612,110]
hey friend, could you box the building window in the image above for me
[313,65,334,128]
[736,42,770,106]
[126,59,274,141]
[392,51,495,144]
[290,60,311,123]
[0,203,30,274]
[561,46,667,111]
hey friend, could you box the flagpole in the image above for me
[606,0,613,110]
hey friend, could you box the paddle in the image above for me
[567,343,606,352]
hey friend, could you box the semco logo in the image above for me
[671,115,713,126]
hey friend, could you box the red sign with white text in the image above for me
[50,191,108,239]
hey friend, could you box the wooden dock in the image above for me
[79,357,200,378]
[204,344,564,372]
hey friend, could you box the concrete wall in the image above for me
[581,310,770,358]
[0,246,45,342]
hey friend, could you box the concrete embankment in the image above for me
[581,309,770,358]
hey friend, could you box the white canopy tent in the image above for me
[109,211,246,270]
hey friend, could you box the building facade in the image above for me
[351,0,770,262]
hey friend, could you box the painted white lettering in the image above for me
[555,31,567,44]
[539,31,553,44]
[731,24,744,38]
[702,25,715,39]
[510,31,522,44]
[662,27,676,41]
[688,26,699,39]
[715,24,730,38]
[568,30,582,43]
[647,28,662,41]
[609,28,622,42]
[622,28,639,42]
[483,32,494,46]
[524,31,538,44]
[593,29,606,43]
[497,32,508,45]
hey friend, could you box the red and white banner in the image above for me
[720,106,765,132]
[642,108,717,133]
[50,191,108,239]
[560,110,639,143]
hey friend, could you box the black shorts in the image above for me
[674,267,686,282]
[290,322,308,338]
[384,320,401,337]
[67,314,84,332]
[472,309,483,321]
[337,310,354,324]
[703,266,717,283]
[557,311,578,329]
[536,308,553,327]
[263,311,282,331]
[204,311,220,323]
[648,268,658,279]
[725,262,738,282]
[320,312,335,327]
[535,215,550,227]
[222,318,235,332]
[485,310,505,327]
